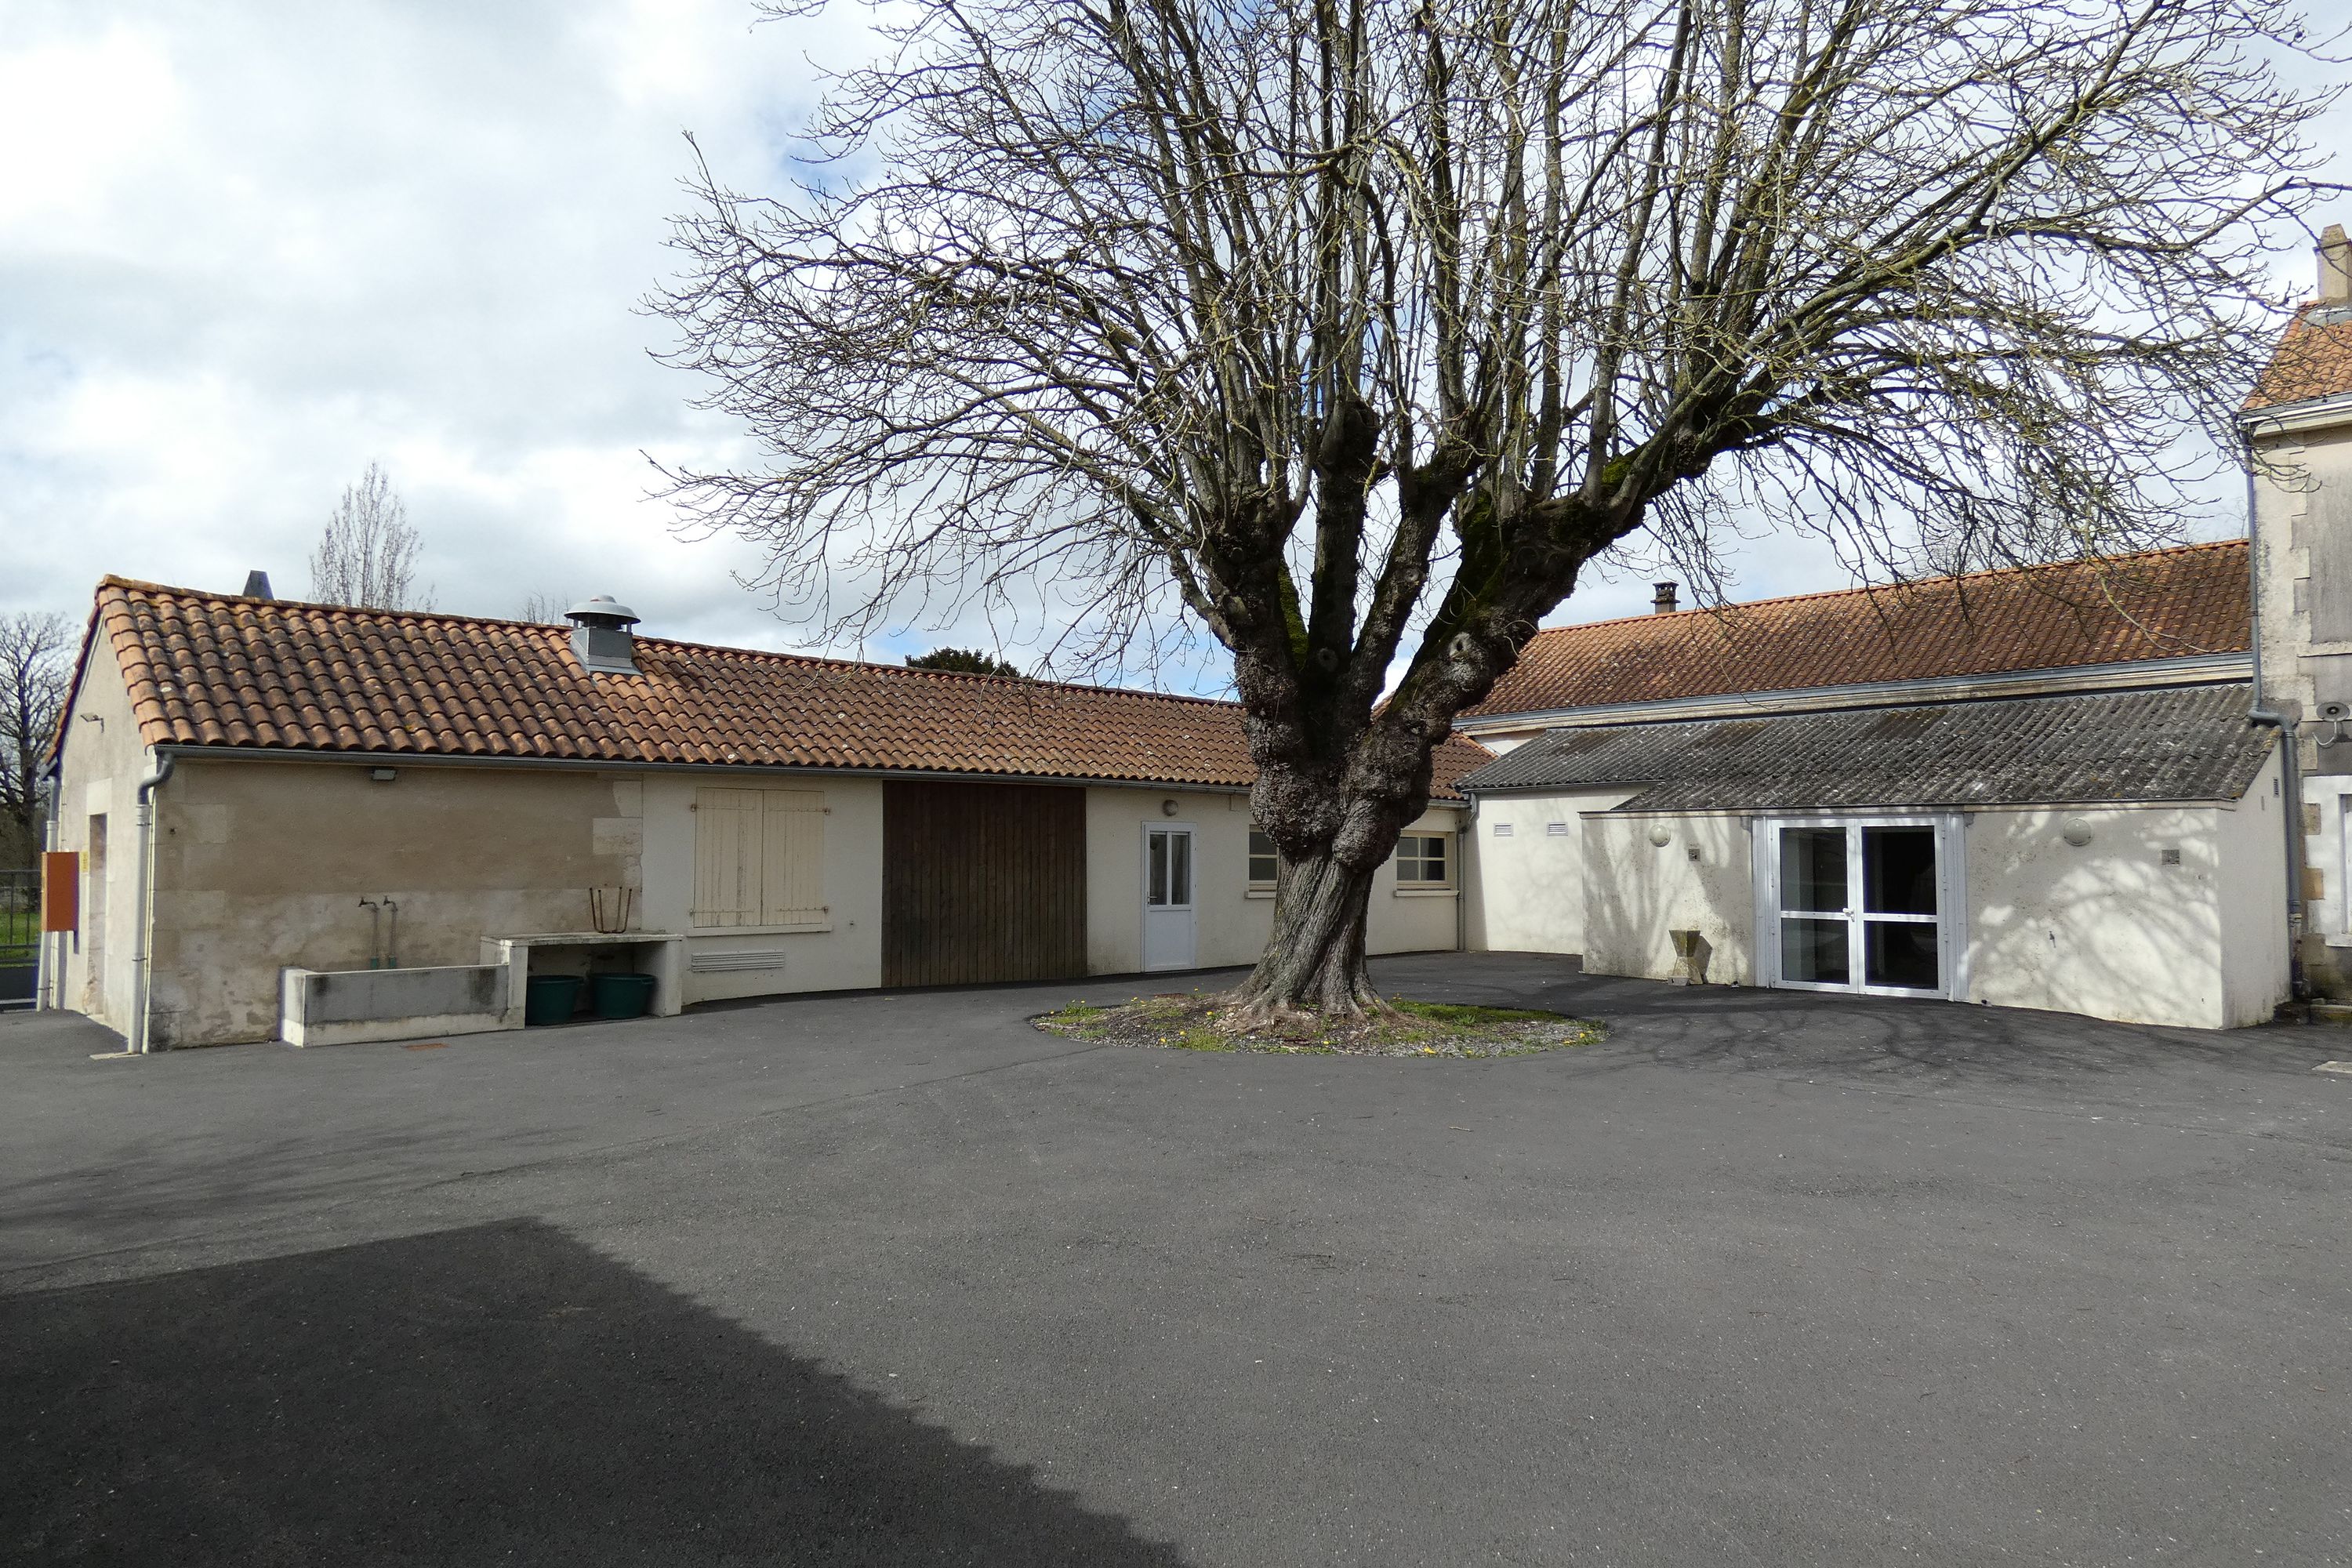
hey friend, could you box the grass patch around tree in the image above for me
[1034,990,1603,1058]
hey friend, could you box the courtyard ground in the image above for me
[4,953,2348,1565]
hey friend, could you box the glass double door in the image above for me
[1771,820,1948,996]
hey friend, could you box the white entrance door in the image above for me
[1142,823,1197,971]
[1764,818,1955,998]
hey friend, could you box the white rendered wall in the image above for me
[1370,807,1468,956]
[2251,419,2352,724]
[1579,813,1758,984]
[1462,788,1639,955]
[2252,414,2352,989]
[1084,789,1265,975]
[47,637,150,1034]
[1569,796,2274,1029]
[1082,790,1464,976]
[637,773,887,1004]
[1960,803,2232,1028]
[2214,748,2292,1025]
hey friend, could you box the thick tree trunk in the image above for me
[1225,845,1384,1025]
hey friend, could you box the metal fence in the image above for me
[2,867,37,1010]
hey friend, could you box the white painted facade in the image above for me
[1460,789,1637,957]
[1458,750,2290,1030]
[2248,392,2352,994]
[41,637,1466,1046]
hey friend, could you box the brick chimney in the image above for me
[1652,581,1679,614]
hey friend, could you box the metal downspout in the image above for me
[1454,804,1470,954]
[2242,441,2307,1000]
[34,771,60,1011]
[127,750,174,1054]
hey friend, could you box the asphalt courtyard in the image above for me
[4,953,2348,1566]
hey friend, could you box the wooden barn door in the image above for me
[883,781,1087,987]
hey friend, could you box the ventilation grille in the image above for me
[690,949,787,974]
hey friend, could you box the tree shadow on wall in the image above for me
[2,1218,1188,1567]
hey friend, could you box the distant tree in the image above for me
[906,648,1024,677]
[518,590,576,625]
[309,462,431,611]
[0,612,72,868]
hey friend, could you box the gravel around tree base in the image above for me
[1034,991,1605,1057]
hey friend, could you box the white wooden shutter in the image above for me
[692,789,763,927]
[759,791,827,924]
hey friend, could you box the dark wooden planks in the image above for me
[882,781,1087,987]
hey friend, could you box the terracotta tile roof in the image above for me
[82,578,1490,800]
[1465,541,2249,720]
[2245,303,2352,412]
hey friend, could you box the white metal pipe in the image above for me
[35,775,60,1011]
[127,750,173,1054]
[2241,418,2307,998]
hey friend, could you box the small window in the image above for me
[1247,829,1279,888]
[1394,833,1451,887]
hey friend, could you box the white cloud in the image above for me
[0,0,857,651]
[1,0,2344,687]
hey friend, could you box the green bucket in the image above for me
[524,974,583,1026]
[590,972,658,1021]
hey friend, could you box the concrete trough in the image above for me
[280,960,519,1047]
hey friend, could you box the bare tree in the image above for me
[0,612,72,868]
[655,0,2335,1021]
[310,462,430,611]
[518,590,576,625]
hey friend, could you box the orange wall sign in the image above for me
[41,851,78,934]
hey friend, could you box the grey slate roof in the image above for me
[1453,684,2276,811]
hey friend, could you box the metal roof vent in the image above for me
[242,570,274,600]
[566,595,642,675]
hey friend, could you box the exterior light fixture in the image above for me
[1648,823,1673,848]
[370,768,399,783]
[1161,799,1178,817]
[2060,818,2093,847]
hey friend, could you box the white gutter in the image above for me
[126,750,173,1054]
[2240,391,2352,438]
[134,746,1478,807]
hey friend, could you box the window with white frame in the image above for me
[1247,828,1279,889]
[692,787,827,927]
[1393,832,1451,887]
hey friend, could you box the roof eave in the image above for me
[1459,653,2250,734]
[2241,390,2352,436]
[136,741,1475,803]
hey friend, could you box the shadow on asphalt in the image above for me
[1372,953,2339,1089]
[1,1218,1185,1566]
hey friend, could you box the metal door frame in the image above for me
[1140,821,1198,971]
[1753,813,1966,1000]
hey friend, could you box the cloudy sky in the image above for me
[3,0,2346,692]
